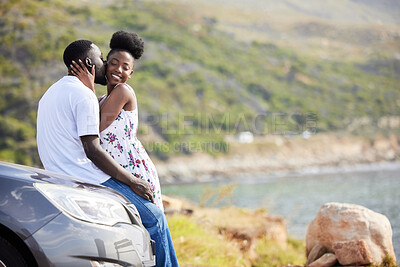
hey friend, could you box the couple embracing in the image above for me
[36,30,178,267]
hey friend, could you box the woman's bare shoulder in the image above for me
[112,83,134,95]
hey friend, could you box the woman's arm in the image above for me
[100,84,136,132]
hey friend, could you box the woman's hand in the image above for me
[70,60,95,93]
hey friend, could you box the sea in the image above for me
[162,161,400,262]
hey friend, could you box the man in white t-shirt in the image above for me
[36,39,154,202]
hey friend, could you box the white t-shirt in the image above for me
[37,76,110,184]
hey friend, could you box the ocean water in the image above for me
[162,162,400,262]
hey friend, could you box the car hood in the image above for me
[0,161,129,203]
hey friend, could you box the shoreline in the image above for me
[155,133,400,184]
[160,159,400,185]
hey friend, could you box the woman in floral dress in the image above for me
[99,85,163,210]
[100,34,163,211]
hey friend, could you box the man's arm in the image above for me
[80,135,154,203]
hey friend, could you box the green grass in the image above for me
[167,213,307,267]
[168,214,251,267]
[252,237,306,267]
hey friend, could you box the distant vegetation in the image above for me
[0,0,399,166]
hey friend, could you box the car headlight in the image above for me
[35,183,131,226]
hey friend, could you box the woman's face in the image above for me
[106,50,134,86]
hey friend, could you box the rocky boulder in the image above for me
[306,202,396,265]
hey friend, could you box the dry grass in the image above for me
[167,203,306,267]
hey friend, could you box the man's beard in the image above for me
[95,75,107,85]
[94,67,107,85]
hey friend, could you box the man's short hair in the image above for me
[63,40,93,68]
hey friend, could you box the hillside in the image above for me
[173,0,400,59]
[0,0,399,167]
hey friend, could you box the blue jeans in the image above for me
[102,178,179,267]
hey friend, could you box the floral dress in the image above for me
[99,83,163,211]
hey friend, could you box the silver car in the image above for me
[0,161,155,267]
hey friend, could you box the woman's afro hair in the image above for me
[109,30,144,60]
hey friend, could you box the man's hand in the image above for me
[129,178,155,203]
[81,135,155,204]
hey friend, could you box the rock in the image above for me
[195,207,288,247]
[307,244,327,265]
[306,202,396,264]
[162,195,193,215]
[332,239,373,265]
[308,253,337,267]
[162,194,183,211]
